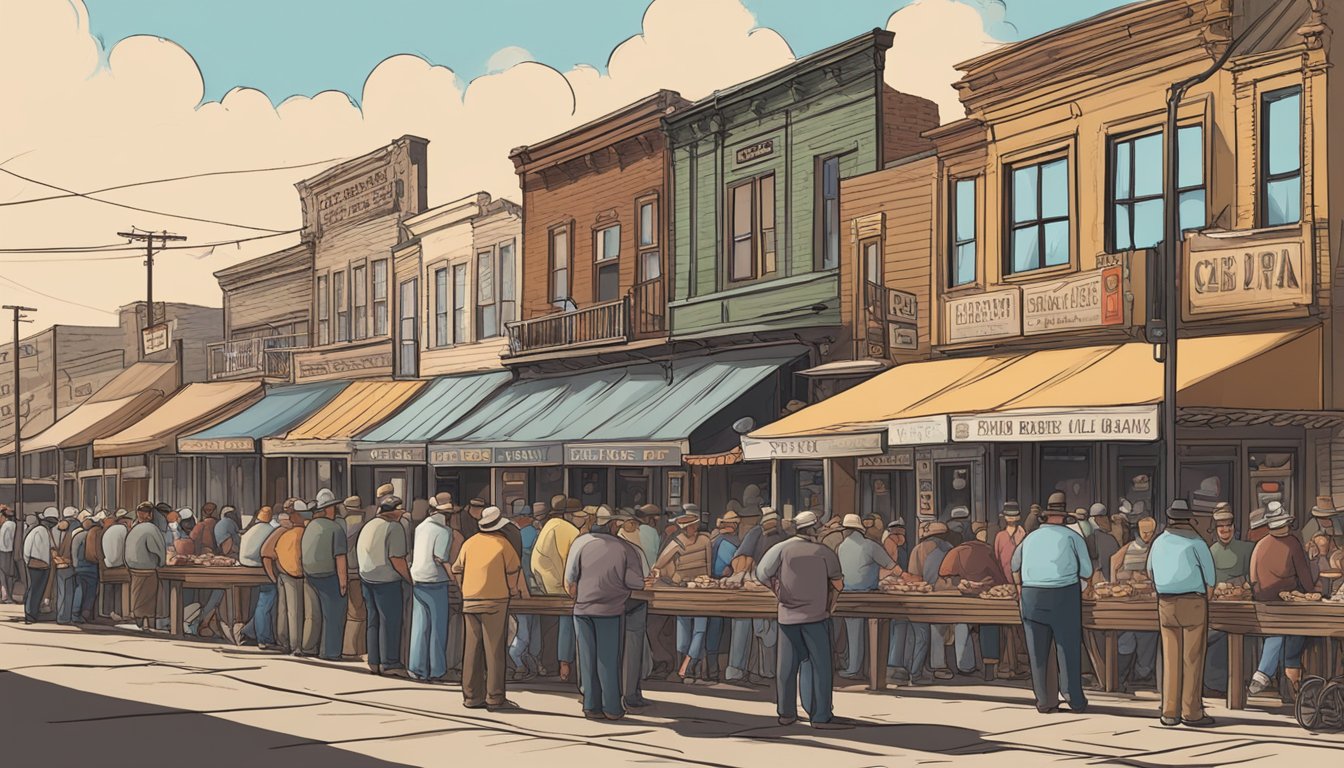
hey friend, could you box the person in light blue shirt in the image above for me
[509,502,544,679]
[836,514,896,680]
[1011,492,1091,714]
[1146,500,1216,727]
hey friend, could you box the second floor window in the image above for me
[434,267,449,347]
[452,263,467,343]
[595,224,620,303]
[1262,86,1302,226]
[1007,157,1069,275]
[950,178,977,286]
[333,270,349,342]
[638,198,660,281]
[728,173,776,282]
[477,248,497,338]
[819,155,841,270]
[372,259,389,336]
[352,264,367,340]
[550,227,570,308]
[499,240,517,328]
[1109,126,1205,252]
[316,274,329,345]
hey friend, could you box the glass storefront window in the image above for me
[726,466,769,516]
[572,468,607,507]
[81,476,100,510]
[794,464,825,515]
[500,470,528,516]
[615,469,650,509]
[531,467,564,509]
[433,467,490,507]
[861,471,896,522]
[1180,460,1232,514]
[937,463,972,521]
[1248,450,1294,515]
[1040,446,1094,512]
[1117,459,1157,520]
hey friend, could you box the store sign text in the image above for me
[566,444,683,466]
[886,416,949,446]
[945,289,1020,344]
[317,169,395,228]
[1022,268,1124,335]
[177,438,255,453]
[354,446,426,464]
[950,406,1159,443]
[735,139,774,164]
[1187,241,1309,315]
[741,432,885,460]
[858,449,914,469]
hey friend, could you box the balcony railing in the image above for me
[506,278,667,356]
[207,333,307,381]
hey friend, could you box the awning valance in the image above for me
[178,381,347,454]
[351,371,511,463]
[261,380,427,456]
[94,381,263,458]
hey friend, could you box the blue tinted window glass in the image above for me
[1178,189,1205,232]
[1266,91,1301,176]
[955,179,976,241]
[1131,199,1163,248]
[1265,178,1301,226]
[1113,141,1131,200]
[1013,166,1037,223]
[1114,205,1132,251]
[1013,225,1039,273]
[1132,134,1162,197]
[1040,159,1068,218]
[1177,125,1203,189]
[955,244,976,285]
[1043,221,1070,266]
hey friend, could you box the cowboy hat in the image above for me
[760,508,779,523]
[886,519,906,530]
[343,495,363,511]
[77,510,93,522]
[793,510,820,530]
[114,508,131,520]
[478,506,509,532]
[375,482,396,499]
[925,521,949,535]
[429,492,456,512]
[378,496,404,513]
[673,511,699,526]
[841,513,865,531]
[311,488,342,512]
[636,503,661,519]
[1045,492,1067,513]
[1211,501,1233,523]
[1165,499,1194,522]
[1264,501,1291,529]
[1311,496,1337,518]
[564,497,583,513]
[718,510,741,526]
[549,494,568,512]
[595,506,623,526]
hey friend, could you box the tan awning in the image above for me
[9,362,179,454]
[261,380,427,455]
[94,381,264,458]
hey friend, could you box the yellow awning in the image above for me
[260,380,427,455]
[93,381,264,458]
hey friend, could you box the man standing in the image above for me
[1087,503,1121,582]
[452,506,523,712]
[1205,504,1254,695]
[654,509,713,682]
[993,503,1026,584]
[237,507,278,649]
[70,512,99,624]
[357,495,413,677]
[1247,502,1313,696]
[940,531,1008,677]
[124,503,167,631]
[52,509,77,624]
[565,507,647,720]
[342,495,368,658]
[1011,496,1091,714]
[634,504,664,569]
[705,510,742,681]
[508,500,545,679]
[728,507,785,684]
[907,521,954,681]
[302,489,348,662]
[1147,500,1217,727]
[532,495,584,681]
[882,519,914,682]
[22,507,58,623]
[756,510,850,730]
[409,495,455,682]
[1,505,20,604]
[836,513,896,681]
[261,503,307,655]
[101,509,132,619]
[1301,496,1342,551]
[1111,516,1159,688]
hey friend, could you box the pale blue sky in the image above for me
[82,0,1140,105]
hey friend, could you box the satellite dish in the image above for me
[732,417,756,434]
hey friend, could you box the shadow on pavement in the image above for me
[0,671,413,767]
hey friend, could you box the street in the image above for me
[2,605,1340,767]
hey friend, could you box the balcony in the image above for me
[506,278,666,357]
[207,333,307,382]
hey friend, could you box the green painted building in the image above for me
[665,29,939,341]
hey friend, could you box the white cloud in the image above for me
[0,0,995,340]
[884,0,1003,122]
[485,46,534,73]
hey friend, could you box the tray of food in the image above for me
[1212,581,1252,601]
[956,577,993,596]
[1092,581,1156,600]
[978,584,1018,601]
[879,576,933,594]
[168,553,240,567]
[1278,590,1323,603]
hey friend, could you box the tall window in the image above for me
[433,267,449,347]
[950,177,977,286]
[398,278,418,377]
[549,226,570,308]
[372,259,389,336]
[1007,157,1070,274]
[498,240,517,328]
[637,198,660,281]
[1261,87,1302,226]
[476,248,497,338]
[351,263,367,340]
[333,270,348,342]
[863,239,882,285]
[728,173,776,282]
[819,155,841,269]
[1109,126,1205,252]
[452,263,468,343]
[594,224,620,302]
[316,274,330,345]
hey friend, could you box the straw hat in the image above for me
[718,510,741,527]
[636,504,661,519]
[430,492,456,512]
[478,506,509,532]
[840,513,865,531]
[1311,496,1337,519]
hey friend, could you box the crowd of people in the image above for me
[0,486,1340,729]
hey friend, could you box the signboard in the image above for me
[735,139,775,165]
[177,437,255,453]
[889,324,918,351]
[565,443,683,467]
[886,415,949,446]
[740,431,886,461]
[858,448,915,470]
[429,445,494,465]
[887,289,917,324]
[317,168,396,229]
[428,443,563,466]
[949,405,1159,443]
[294,344,393,381]
[1022,267,1125,335]
[1187,239,1309,316]
[944,289,1020,344]
[352,445,427,464]
[141,323,171,355]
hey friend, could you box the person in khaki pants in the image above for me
[452,506,524,712]
[1146,499,1218,727]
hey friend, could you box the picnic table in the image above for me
[156,565,270,638]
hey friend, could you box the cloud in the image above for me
[884,0,1003,122]
[0,0,997,340]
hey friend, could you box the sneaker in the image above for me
[1159,716,1180,727]
[463,701,488,710]
[932,669,953,680]
[777,715,798,726]
[623,697,651,709]
[382,667,410,679]
[1182,716,1216,728]
[603,712,625,721]
[584,710,605,721]
[1248,672,1271,696]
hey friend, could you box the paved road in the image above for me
[2,604,1340,767]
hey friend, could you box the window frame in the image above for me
[1106,123,1207,253]
[948,176,978,288]
[725,171,777,284]
[432,265,450,348]
[371,259,389,337]
[351,261,368,340]
[635,194,661,283]
[315,273,330,346]
[498,238,517,330]
[333,268,349,343]
[548,223,573,309]
[451,262,468,344]
[816,153,845,271]
[593,222,621,304]
[476,246,498,339]
[1259,85,1303,227]
[1003,152,1072,278]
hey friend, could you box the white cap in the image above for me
[92,510,108,522]
[41,506,59,520]
[61,506,78,519]
[1264,500,1291,529]
[178,508,194,519]
[77,510,93,522]
[794,510,820,530]
[292,499,311,513]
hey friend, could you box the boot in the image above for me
[1285,667,1302,697]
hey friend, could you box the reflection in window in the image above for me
[1040,446,1093,513]
[1180,461,1232,514]
[594,224,620,302]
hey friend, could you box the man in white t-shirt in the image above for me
[22,507,59,623]
[408,499,455,681]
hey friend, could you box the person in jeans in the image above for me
[836,513,897,680]
[565,506,648,720]
[0,505,18,605]
[1248,501,1314,696]
[22,508,58,623]
[237,507,278,648]
[302,490,348,661]
[69,512,100,623]
[409,496,455,682]
[452,506,523,712]
[261,502,308,654]
[358,495,413,677]
[1011,495,1091,714]
[654,511,713,682]
[531,496,584,681]
[1147,499,1217,727]
[755,510,850,730]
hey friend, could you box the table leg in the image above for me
[868,618,889,691]
[169,580,183,638]
[1226,633,1245,710]
[1104,631,1120,692]
[121,578,130,619]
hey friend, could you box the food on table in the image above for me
[1092,581,1155,600]
[1211,581,1252,601]
[167,553,239,567]
[956,577,994,596]
[878,576,933,594]
[1328,584,1344,603]
[1278,590,1323,602]
[979,584,1017,600]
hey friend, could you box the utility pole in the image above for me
[4,305,35,585]
[117,229,186,327]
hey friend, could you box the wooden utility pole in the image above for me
[3,305,35,576]
[116,229,186,327]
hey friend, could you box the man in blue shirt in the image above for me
[508,501,545,678]
[1148,499,1217,727]
[836,514,896,680]
[1011,492,1091,713]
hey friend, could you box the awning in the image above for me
[261,380,427,456]
[351,371,512,464]
[431,346,805,467]
[745,328,1322,455]
[684,446,744,466]
[7,362,178,454]
[177,381,348,454]
[93,381,263,458]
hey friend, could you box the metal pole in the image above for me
[4,305,35,579]
[116,230,186,331]
[1161,89,1182,518]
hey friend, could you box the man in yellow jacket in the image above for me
[531,495,589,680]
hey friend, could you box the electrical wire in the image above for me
[0,230,302,260]
[0,272,118,315]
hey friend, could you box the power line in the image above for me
[0,166,294,233]
[0,156,346,207]
[0,272,118,315]
[0,229,301,259]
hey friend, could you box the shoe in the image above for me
[464,702,488,710]
[811,720,854,730]
[1202,687,1226,698]
[1182,716,1216,728]
[1036,705,1060,714]
[219,623,237,646]
[382,667,410,679]
[368,665,381,675]
[1159,716,1180,727]
[747,673,772,686]
[108,611,123,622]
[604,712,625,721]
[1066,702,1087,714]
[1247,672,1270,696]
[778,715,798,726]
[932,669,953,680]
[486,699,520,712]
[559,661,573,682]
[584,710,605,721]
[623,698,651,709]
[838,672,866,681]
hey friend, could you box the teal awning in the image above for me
[177,381,348,453]
[348,371,512,463]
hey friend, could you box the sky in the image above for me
[1,0,1139,342]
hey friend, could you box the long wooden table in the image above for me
[97,566,131,619]
[156,565,270,638]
